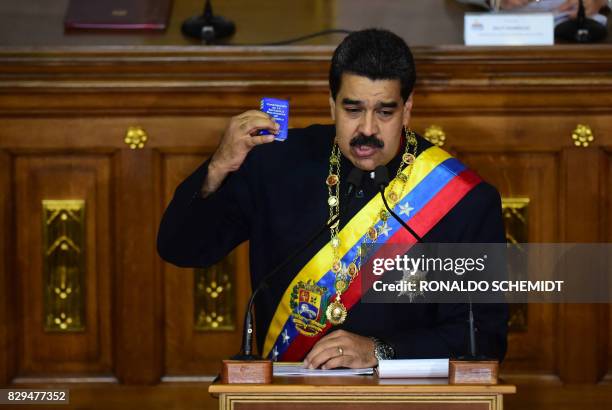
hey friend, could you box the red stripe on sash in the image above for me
[280,169,482,361]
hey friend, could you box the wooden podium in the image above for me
[209,376,516,410]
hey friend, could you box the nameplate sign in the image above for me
[465,13,554,46]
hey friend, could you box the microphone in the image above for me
[454,298,492,362]
[181,0,236,43]
[373,165,422,242]
[456,298,485,361]
[232,167,364,360]
[469,301,477,358]
[555,0,607,43]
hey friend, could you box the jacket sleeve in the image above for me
[156,158,253,268]
[382,182,509,361]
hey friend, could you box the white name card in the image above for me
[465,13,554,46]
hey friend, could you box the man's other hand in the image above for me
[303,329,378,370]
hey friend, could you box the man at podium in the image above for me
[157,28,508,370]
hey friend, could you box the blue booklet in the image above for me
[259,97,289,141]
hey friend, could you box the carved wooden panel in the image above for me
[42,200,86,332]
[194,260,237,332]
[501,198,529,333]
[15,155,113,375]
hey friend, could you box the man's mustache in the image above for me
[349,134,384,148]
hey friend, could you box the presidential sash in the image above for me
[263,146,483,361]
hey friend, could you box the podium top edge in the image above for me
[208,377,517,394]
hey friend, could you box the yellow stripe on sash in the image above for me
[263,146,452,357]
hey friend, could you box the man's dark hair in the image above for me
[329,28,416,102]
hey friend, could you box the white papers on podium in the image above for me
[273,362,374,376]
[377,359,449,378]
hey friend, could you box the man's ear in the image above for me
[329,93,336,121]
[402,92,414,127]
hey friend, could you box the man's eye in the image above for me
[379,110,394,117]
[345,107,361,113]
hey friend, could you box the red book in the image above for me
[64,0,173,31]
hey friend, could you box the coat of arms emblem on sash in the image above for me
[290,280,328,336]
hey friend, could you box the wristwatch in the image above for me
[371,337,395,361]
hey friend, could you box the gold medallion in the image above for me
[332,261,342,273]
[367,227,378,241]
[402,153,416,165]
[388,192,398,203]
[326,174,339,186]
[380,210,389,221]
[347,262,358,278]
[326,300,347,325]
[334,279,348,293]
[398,173,408,183]
[328,196,338,207]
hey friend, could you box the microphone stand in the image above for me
[468,300,477,359]
[454,298,488,361]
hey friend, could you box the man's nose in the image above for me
[359,111,378,136]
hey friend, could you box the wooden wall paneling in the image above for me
[558,147,608,384]
[0,149,15,385]
[114,148,163,384]
[161,153,251,376]
[14,155,113,376]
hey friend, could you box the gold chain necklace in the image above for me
[325,129,418,325]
